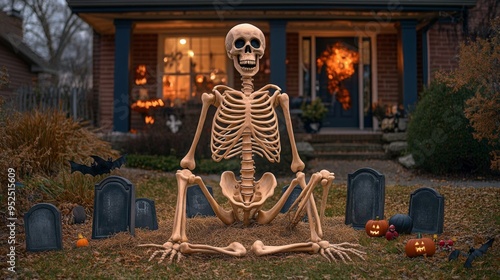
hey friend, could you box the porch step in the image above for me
[296,132,386,160]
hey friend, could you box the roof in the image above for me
[66,0,477,34]
[67,0,477,10]
[0,12,56,74]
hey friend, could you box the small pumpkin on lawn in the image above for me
[405,233,435,257]
[76,233,89,247]
[365,216,389,237]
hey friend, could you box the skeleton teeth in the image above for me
[239,59,256,69]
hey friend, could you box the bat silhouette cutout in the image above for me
[464,238,494,268]
[448,238,495,268]
[69,155,126,176]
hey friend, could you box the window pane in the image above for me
[161,36,228,106]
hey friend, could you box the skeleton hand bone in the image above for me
[140,241,247,264]
[139,241,185,264]
[316,240,367,263]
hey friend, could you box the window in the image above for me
[159,36,228,106]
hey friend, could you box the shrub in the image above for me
[437,17,500,171]
[0,107,118,211]
[118,107,213,158]
[407,81,491,174]
[126,154,180,171]
[0,109,117,177]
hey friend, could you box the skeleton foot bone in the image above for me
[251,240,366,263]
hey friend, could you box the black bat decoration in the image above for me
[69,155,126,176]
[448,238,495,268]
[464,238,494,268]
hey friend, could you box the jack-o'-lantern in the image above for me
[365,216,389,237]
[405,233,435,257]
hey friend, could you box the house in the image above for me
[0,9,55,100]
[66,0,481,132]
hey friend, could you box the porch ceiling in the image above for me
[67,0,476,34]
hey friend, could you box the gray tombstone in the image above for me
[92,176,135,239]
[24,203,63,252]
[280,185,307,221]
[72,205,86,224]
[409,187,444,234]
[186,185,215,218]
[345,168,385,229]
[280,185,302,213]
[135,198,158,230]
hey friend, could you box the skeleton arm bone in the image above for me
[180,92,216,170]
[277,93,305,172]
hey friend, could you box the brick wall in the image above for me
[286,32,299,97]
[91,31,101,127]
[376,34,399,105]
[428,22,462,80]
[94,33,115,130]
[130,34,158,130]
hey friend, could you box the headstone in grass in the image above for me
[72,205,86,224]
[186,185,216,218]
[408,187,444,234]
[24,203,63,252]
[280,185,307,221]
[135,198,158,230]
[345,168,385,229]
[92,176,135,239]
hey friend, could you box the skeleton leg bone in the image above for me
[140,169,245,262]
[251,170,365,262]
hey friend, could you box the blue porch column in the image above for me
[269,20,287,91]
[397,20,418,112]
[113,19,133,132]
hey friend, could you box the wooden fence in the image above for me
[15,86,96,122]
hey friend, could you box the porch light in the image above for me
[187,50,194,57]
[317,42,359,110]
[179,38,187,45]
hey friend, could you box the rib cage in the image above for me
[211,88,281,163]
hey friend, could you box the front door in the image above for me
[316,37,359,128]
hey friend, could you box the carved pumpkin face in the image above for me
[365,217,389,237]
[405,234,436,257]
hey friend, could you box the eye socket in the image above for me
[251,39,261,48]
[235,39,245,49]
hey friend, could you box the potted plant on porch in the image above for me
[300,98,328,133]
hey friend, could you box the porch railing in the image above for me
[15,85,96,122]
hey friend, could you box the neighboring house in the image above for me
[67,0,482,132]
[0,10,55,100]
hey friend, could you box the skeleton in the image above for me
[140,23,365,264]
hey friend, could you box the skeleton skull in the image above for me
[225,23,265,77]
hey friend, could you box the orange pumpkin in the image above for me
[405,233,435,257]
[76,233,89,247]
[365,216,389,237]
